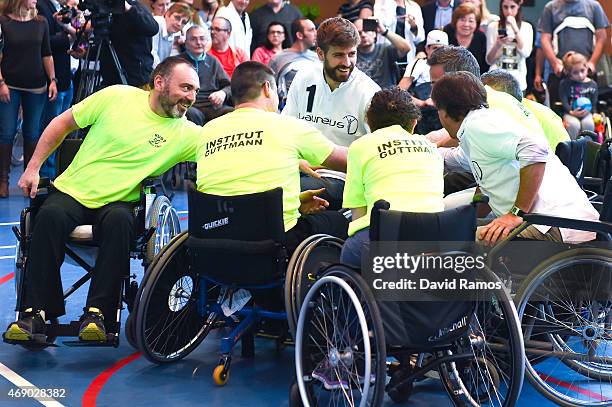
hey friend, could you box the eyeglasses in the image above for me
[211,27,229,32]
[269,30,285,35]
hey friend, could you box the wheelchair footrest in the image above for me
[62,334,119,347]
[2,338,58,348]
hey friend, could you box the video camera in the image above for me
[57,5,78,24]
[75,0,126,38]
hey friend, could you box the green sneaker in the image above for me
[78,307,106,342]
[3,309,46,342]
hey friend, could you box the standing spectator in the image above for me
[37,0,74,179]
[150,0,171,16]
[208,16,248,78]
[269,18,319,107]
[216,0,252,58]
[486,0,532,92]
[355,18,411,89]
[374,0,424,65]
[537,0,609,105]
[0,0,57,198]
[100,1,159,88]
[249,0,302,52]
[182,25,233,123]
[444,3,489,74]
[463,0,498,32]
[338,0,373,23]
[152,3,193,68]
[252,21,287,65]
[422,0,461,36]
[559,51,598,139]
[399,29,447,134]
[198,0,221,27]
[533,32,551,96]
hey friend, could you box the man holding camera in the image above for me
[354,18,411,89]
[99,0,159,88]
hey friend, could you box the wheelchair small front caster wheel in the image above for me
[213,364,229,386]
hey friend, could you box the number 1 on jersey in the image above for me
[306,85,316,113]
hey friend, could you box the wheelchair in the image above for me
[131,187,344,385]
[6,139,181,350]
[292,200,526,407]
[485,180,612,407]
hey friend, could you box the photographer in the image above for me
[97,0,159,88]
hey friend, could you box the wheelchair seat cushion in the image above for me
[69,225,94,242]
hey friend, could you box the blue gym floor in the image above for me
[0,164,605,406]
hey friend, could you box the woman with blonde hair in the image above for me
[0,0,57,197]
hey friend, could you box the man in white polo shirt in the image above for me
[282,17,380,208]
[431,71,599,245]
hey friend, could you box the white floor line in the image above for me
[0,222,19,226]
[0,245,16,249]
[0,362,66,406]
[176,210,188,214]
[0,256,15,260]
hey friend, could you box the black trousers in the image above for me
[300,174,345,211]
[23,190,135,325]
[285,211,349,256]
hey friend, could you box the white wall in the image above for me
[486,0,549,27]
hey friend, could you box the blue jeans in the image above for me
[0,88,48,145]
[39,83,73,178]
[340,227,370,268]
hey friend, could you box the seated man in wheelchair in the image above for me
[340,87,445,266]
[433,71,599,245]
[3,56,206,344]
[196,61,350,254]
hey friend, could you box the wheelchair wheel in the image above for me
[285,235,343,339]
[515,248,612,407]
[135,232,217,363]
[145,195,181,264]
[438,266,525,407]
[295,266,386,407]
[124,312,137,349]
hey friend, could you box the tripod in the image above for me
[73,15,127,105]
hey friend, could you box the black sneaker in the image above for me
[3,309,46,342]
[78,307,106,342]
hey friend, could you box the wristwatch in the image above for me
[509,205,525,217]
[49,77,58,83]
[382,28,389,37]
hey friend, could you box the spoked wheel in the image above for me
[516,248,612,407]
[439,266,525,407]
[295,267,386,407]
[135,232,218,363]
[285,235,344,339]
[145,196,181,264]
[124,312,137,349]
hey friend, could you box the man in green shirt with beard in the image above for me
[4,56,202,344]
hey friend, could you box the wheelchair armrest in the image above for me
[186,236,282,255]
[523,213,612,236]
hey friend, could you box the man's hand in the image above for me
[587,60,596,74]
[208,90,226,108]
[299,188,329,214]
[299,159,325,178]
[552,59,564,76]
[534,74,543,91]
[48,81,58,101]
[478,213,523,246]
[18,168,41,198]
[0,83,10,104]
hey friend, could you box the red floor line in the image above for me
[179,216,188,221]
[0,272,14,286]
[539,372,608,401]
[82,352,141,407]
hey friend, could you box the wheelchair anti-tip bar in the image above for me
[522,213,612,238]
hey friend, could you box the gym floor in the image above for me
[0,165,601,406]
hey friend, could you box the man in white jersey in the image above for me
[282,17,380,208]
[431,71,599,245]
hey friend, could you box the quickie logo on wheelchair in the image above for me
[203,217,229,230]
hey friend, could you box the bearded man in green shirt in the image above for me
[4,56,203,344]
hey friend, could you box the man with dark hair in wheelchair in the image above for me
[3,56,204,344]
[195,61,350,254]
[431,71,599,245]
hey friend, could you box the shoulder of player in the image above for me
[352,68,381,93]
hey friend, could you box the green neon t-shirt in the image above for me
[196,107,335,231]
[53,85,202,208]
[343,125,445,236]
[523,98,570,150]
[485,86,546,141]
